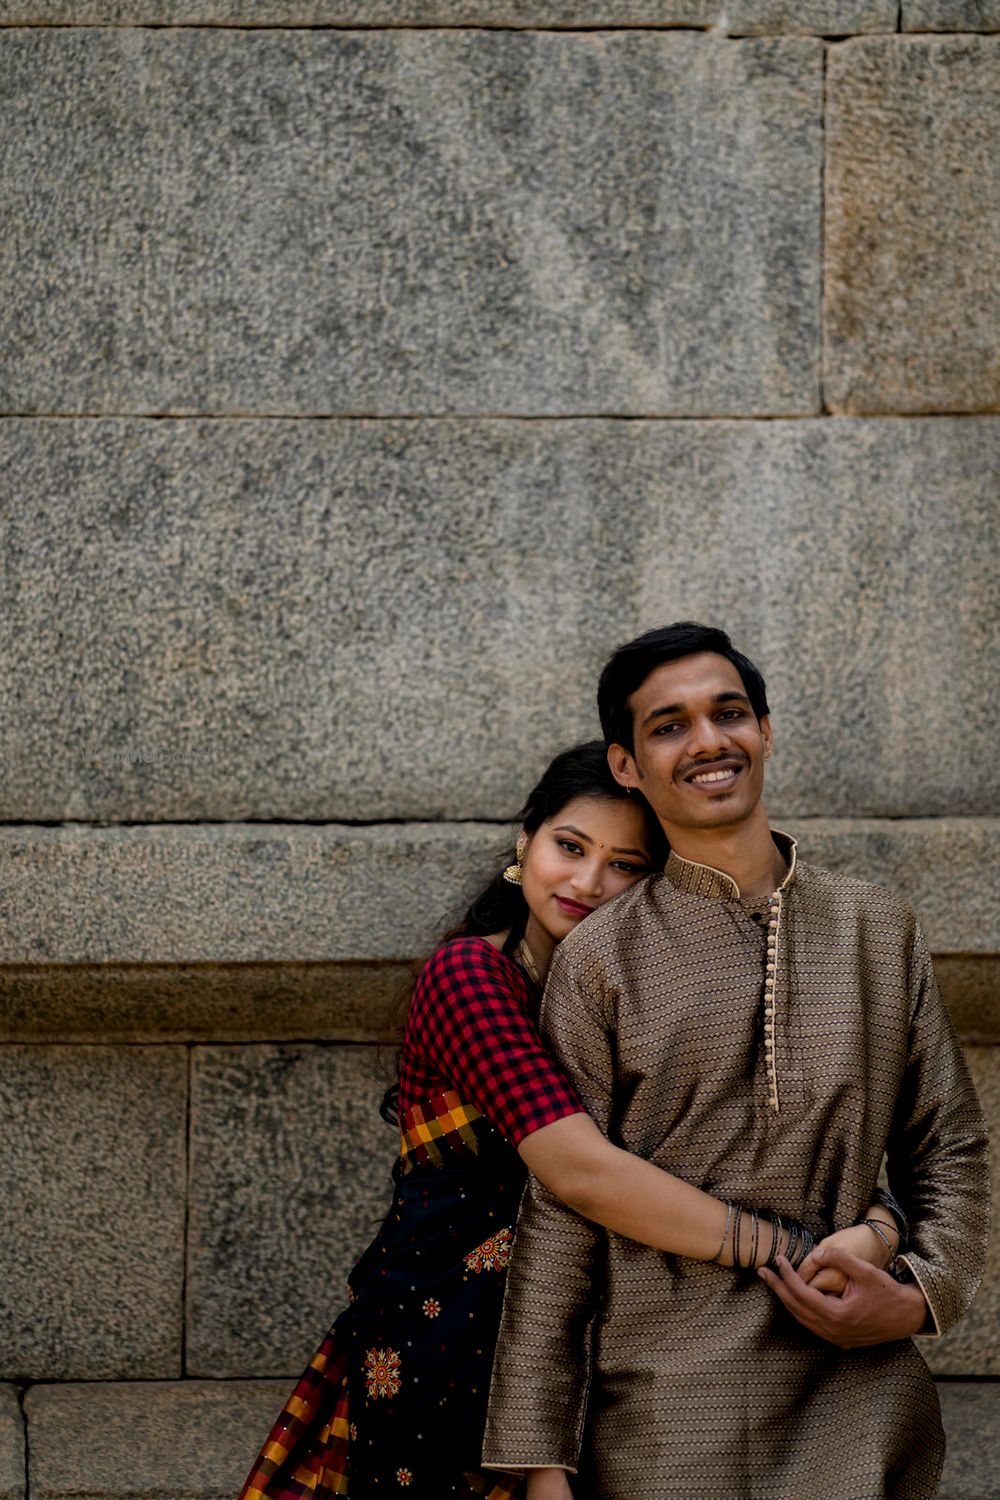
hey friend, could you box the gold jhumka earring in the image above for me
[503,838,527,885]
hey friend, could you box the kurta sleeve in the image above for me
[407,938,585,1146]
[481,939,614,1473]
[887,922,990,1337]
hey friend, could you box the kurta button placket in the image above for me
[763,894,782,1114]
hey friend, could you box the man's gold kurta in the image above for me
[482,836,989,1500]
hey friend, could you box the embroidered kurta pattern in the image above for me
[483,836,989,1500]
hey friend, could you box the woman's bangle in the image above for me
[862,1218,898,1262]
[713,1200,735,1264]
[871,1187,909,1251]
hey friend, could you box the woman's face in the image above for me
[520,794,656,951]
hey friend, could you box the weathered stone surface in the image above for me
[780,821,999,957]
[826,37,1000,413]
[0,820,994,966]
[0,0,897,26]
[725,0,897,29]
[0,1387,24,1500]
[25,1380,290,1500]
[0,29,821,416]
[904,1,1000,28]
[924,1047,999,1376]
[935,958,1000,1043]
[0,962,412,1043]
[186,1044,398,1375]
[0,1046,186,1380]
[938,1383,1000,1499]
[1,417,997,822]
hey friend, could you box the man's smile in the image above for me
[682,756,748,789]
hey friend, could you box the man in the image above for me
[482,623,988,1500]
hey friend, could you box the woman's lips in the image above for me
[555,896,594,918]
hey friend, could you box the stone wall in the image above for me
[0,4,997,1496]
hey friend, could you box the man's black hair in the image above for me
[597,622,770,754]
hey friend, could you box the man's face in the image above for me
[609,652,772,833]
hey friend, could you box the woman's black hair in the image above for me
[379,740,668,1124]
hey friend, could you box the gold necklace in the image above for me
[515,938,542,987]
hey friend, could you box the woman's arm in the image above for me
[414,939,807,1270]
[519,1113,809,1269]
[518,1112,742,1262]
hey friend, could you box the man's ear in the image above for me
[607,743,640,788]
[760,715,774,760]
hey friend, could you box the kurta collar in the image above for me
[664,830,797,903]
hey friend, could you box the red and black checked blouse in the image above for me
[399,936,585,1147]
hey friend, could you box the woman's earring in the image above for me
[503,838,527,886]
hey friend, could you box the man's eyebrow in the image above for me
[641,690,750,728]
[553,825,649,860]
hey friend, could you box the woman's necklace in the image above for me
[515,938,542,987]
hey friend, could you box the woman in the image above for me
[237,743,885,1500]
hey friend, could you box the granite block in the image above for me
[0,1046,186,1380]
[24,1380,292,1500]
[904,2,1000,27]
[0,1,897,26]
[938,1383,1000,1499]
[0,417,996,822]
[924,1047,999,1376]
[825,37,1000,413]
[0,29,821,416]
[0,1388,23,1500]
[186,1043,399,1375]
[0,819,995,966]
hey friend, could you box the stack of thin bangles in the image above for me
[712,1201,815,1271]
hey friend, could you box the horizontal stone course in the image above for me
[23,1379,291,1500]
[15,1378,1000,1497]
[904,1,1000,27]
[0,954,993,1042]
[825,36,1000,413]
[186,1043,399,1375]
[0,1,900,24]
[0,1045,186,1380]
[0,1387,23,1500]
[2,417,996,822]
[0,819,995,966]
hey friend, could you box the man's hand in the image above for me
[797,1223,894,1294]
[526,1468,574,1500]
[758,1247,929,1348]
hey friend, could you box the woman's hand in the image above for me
[526,1468,575,1500]
[798,1223,894,1294]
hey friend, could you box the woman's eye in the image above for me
[557,840,583,855]
[613,861,647,874]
